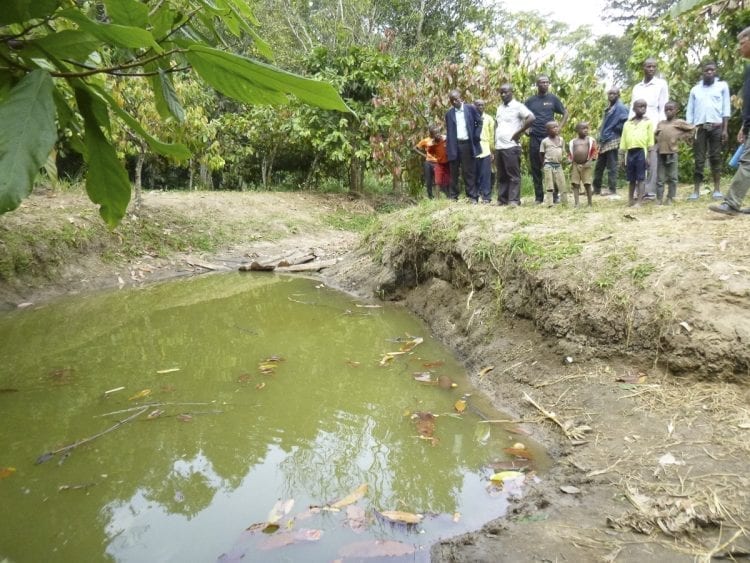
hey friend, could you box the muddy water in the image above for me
[0,274,547,562]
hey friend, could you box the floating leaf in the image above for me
[267,498,295,524]
[258,363,278,371]
[128,388,151,401]
[346,360,361,368]
[258,528,322,550]
[379,352,405,366]
[237,374,253,383]
[330,483,368,510]
[423,360,444,368]
[490,471,524,483]
[255,382,266,390]
[400,337,424,352]
[377,510,423,524]
[263,356,284,363]
[0,467,16,479]
[438,375,457,389]
[504,447,534,460]
[176,414,193,422]
[338,540,416,558]
[452,512,461,523]
[412,412,436,438]
[156,368,180,374]
[146,409,165,420]
[412,372,433,383]
[454,399,467,414]
[346,505,368,533]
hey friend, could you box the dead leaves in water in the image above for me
[328,483,368,510]
[376,510,423,525]
[0,467,16,479]
[128,389,151,401]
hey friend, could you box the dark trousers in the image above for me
[476,155,492,201]
[529,136,558,202]
[423,161,436,198]
[496,147,522,204]
[694,125,723,184]
[657,153,678,200]
[593,149,619,193]
[449,141,477,201]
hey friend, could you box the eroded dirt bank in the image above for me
[3,190,750,561]
[327,200,750,561]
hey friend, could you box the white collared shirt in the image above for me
[455,104,469,140]
[630,77,669,123]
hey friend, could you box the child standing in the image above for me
[620,99,655,207]
[655,101,694,205]
[540,121,568,205]
[414,125,450,199]
[568,122,599,207]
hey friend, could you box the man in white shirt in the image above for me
[630,58,669,200]
[494,84,535,206]
[686,60,731,200]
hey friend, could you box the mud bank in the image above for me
[326,201,750,561]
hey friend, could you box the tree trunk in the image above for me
[133,144,145,211]
[199,161,212,189]
[349,156,364,194]
[416,0,426,43]
[305,154,320,190]
[188,159,194,191]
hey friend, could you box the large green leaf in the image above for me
[148,68,186,122]
[0,0,60,26]
[60,9,162,53]
[30,30,100,62]
[87,82,190,160]
[74,87,131,227]
[0,70,57,214]
[185,45,351,112]
[103,0,149,28]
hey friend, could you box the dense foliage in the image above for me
[0,0,745,223]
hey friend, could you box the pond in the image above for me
[0,273,548,562]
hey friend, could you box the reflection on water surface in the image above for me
[0,274,547,561]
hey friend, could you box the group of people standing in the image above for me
[415,32,750,214]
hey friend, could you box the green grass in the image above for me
[323,209,376,232]
[505,232,582,270]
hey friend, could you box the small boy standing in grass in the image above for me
[568,122,599,207]
[620,99,654,207]
[655,101,694,205]
[540,121,567,205]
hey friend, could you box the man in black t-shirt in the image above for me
[525,76,569,204]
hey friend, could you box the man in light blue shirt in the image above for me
[686,61,731,200]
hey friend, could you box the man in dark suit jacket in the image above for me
[445,90,482,202]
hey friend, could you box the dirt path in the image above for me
[2,189,749,561]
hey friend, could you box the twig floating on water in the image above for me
[36,407,149,465]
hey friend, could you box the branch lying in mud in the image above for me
[35,407,149,464]
[523,392,591,442]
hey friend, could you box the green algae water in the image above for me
[0,274,547,562]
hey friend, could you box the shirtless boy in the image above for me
[569,122,599,207]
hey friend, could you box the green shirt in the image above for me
[620,117,655,156]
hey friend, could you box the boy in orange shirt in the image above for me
[415,126,450,198]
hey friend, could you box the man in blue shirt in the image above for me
[445,90,482,202]
[593,88,629,196]
[687,61,731,200]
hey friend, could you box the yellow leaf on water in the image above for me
[490,471,524,483]
[156,368,180,374]
[452,512,461,523]
[379,352,405,366]
[454,399,467,414]
[258,363,278,371]
[267,499,295,524]
[0,467,17,479]
[399,337,424,352]
[128,389,151,401]
[330,483,368,510]
[378,510,423,524]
